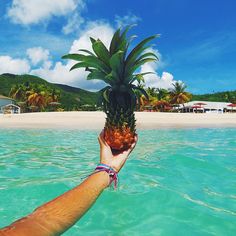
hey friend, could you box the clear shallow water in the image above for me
[0,128,236,235]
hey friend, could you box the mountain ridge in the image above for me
[0,73,100,110]
[0,73,235,109]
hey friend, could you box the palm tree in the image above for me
[9,84,27,101]
[147,87,158,97]
[169,82,192,111]
[156,88,169,101]
[154,88,170,112]
[26,85,48,112]
[27,91,47,111]
[47,88,61,104]
[9,82,60,112]
[225,92,236,103]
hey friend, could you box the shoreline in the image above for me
[1,112,236,130]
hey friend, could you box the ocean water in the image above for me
[0,128,235,235]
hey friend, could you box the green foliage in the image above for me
[62,25,159,113]
[192,90,236,103]
[169,82,192,105]
[2,73,234,113]
[0,73,100,111]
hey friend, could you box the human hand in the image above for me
[98,130,138,173]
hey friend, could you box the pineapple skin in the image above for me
[103,105,136,151]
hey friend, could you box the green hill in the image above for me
[0,73,100,110]
[1,73,235,111]
[192,90,236,103]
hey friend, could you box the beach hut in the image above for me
[0,95,15,113]
[49,102,61,111]
[191,105,203,113]
[1,104,20,114]
[182,101,229,113]
[227,103,236,112]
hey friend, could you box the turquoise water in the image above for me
[0,128,236,235]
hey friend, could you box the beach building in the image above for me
[179,101,235,113]
[0,95,20,114]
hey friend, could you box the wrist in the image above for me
[93,171,110,189]
[94,163,119,189]
[100,162,119,173]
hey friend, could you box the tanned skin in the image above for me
[0,131,137,236]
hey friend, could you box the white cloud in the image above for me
[115,13,141,28]
[7,0,82,25]
[136,47,177,89]
[70,21,114,53]
[0,56,30,74]
[62,12,85,35]
[1,13,174,91]
[144,47,165,69]
[140,62,178,90]
[30,60,105,90]
[30,21,114,90]
[29,22,176,91]
[26,47,50,65]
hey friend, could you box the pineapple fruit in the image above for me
[62,26,158,151]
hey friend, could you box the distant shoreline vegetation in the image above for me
[0,73,100,112]
[0,73,235,112]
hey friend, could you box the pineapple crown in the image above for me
[62,25,159,110]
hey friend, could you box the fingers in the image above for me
[128,134,138,154]
[118,134,138,159]
[98,130,109,148]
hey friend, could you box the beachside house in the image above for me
[0,95,20,114]
[178,101,235,113]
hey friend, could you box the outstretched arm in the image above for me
[0,132,137,236]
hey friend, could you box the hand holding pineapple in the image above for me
[98,130,138,172]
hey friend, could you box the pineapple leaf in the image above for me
[62,53,86,61]
[87,70,113,84]
[97,86,111,105]
[130,72,155,84]
[109,28,121,55]
[109,50,124,82]
[120,24,136,40]
[137,52,159,61]
[87,70,104,80]
[63,25,158,112]
[63,54,111,74]
[92,39,110,65]
[78,49,96,56]
[103,89,110,103]
[134,72,155,77]
[118,25,135,53]
[90,37,96,44]
[70,62,90,71]
[125,58,156,81]
[126,34,159,66]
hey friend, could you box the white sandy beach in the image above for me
[0,112,236,129]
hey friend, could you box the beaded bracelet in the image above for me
[94,163,118,189]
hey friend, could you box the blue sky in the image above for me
[0,0,236,94]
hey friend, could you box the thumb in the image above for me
[98,134,103,148]
[98,130,108,148]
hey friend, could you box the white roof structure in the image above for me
[1,104,20,114]
[183,101,231,110]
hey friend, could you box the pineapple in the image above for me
[62,26,158,151]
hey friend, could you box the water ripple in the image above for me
[0,128,236,235]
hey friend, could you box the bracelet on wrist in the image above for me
[94,163,118,189]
